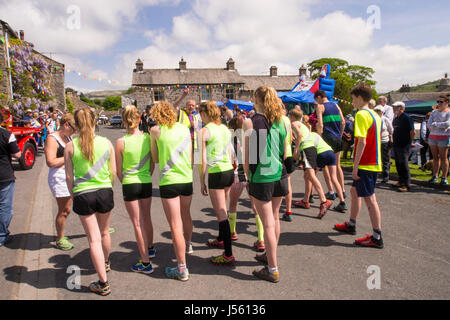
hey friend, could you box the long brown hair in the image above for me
[74,108,96,163]
[199,101,221,124]
[254,86,283,123]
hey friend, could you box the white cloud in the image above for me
[3,0,448,93]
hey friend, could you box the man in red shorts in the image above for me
[333,84,384,249]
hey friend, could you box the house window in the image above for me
[225,87,235,100]
[153,89,164,102]
[201,88,211,101]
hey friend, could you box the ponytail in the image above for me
[74,108,96,163]
[254,86,283,123]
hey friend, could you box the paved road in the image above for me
[1,125,449,300]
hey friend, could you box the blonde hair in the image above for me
[74,108,96,163]
[121,105,140,129]
[199,101,221,124]
[289,108,303,121]
[60,113,74,127]
[254,86,283,123]
[149,101,177,127]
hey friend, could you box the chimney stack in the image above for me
[299,64,307,77]
[226,58,235,71]
[19,30,24,41]
[135,58,143,72]
[179,57,187,71]
[270,66,278,77]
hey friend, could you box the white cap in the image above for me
[392,101,405,108]
[373,105,384,112]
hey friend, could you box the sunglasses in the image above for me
[67,122,75,130]
[437,100,447,104]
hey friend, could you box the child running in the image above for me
[243,86,287,283]
[149,101,194,281]
[334,83,384,248]
[290,109,333,218]
[227,116,265,252]
[199,101,236,266]
[64,108,116,296]
[115,105,155,274]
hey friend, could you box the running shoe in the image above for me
[165,266,189,281]
[293,199,310,209]
[89,280,111,296]
[254,252,268,264]
[397,186,410,192]
[428,176,438,184]
[253,266,279,283]
[282,213,293,222]
[333,222,356,235]
[325,192,337,200]
[148,246,156,258]
[131,260,154,274]
[440,178,448,186]
[207,238,224,248]
[334,201,348,213]
[317,200,332,219]
[253,240,265,252]
[186,243,194,255]
[210,253,236,266]
[231,232,239,241]
[105,260,111,272]
[354,234,384,249]
[56,237,74,251]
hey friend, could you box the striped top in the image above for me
[322,102,342,139]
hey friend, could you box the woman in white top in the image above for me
[44,113,75,250]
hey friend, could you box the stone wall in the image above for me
[0,24,13,105]
[129,87,252,110]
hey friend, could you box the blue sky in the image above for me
[1,0,449,93]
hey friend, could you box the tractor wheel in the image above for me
[19,142,36,170]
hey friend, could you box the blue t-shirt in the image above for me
[393,113,415,147]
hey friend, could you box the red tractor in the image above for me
[1,107,40,170]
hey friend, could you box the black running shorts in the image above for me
[284,156,295,174]
[249,177,289,202]
[122,183,152,202]
[322,135,343,153]
[208,169,234,189]
[159,182,193,199]
[73,188,114,216]
[302,147,318,170]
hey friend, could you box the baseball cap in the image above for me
[392,101,405,108]
[373,105,384,112]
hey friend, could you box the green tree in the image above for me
[102,96,121,111]
[307,58,377,115]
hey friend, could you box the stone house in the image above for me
[130,57,308,110]
[0,20,65,112]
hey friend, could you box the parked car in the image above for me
[110,115,123,127]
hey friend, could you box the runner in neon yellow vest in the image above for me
[288,108,332,219]
[149,101,193,281]
[64,108,115,296]
[199,101,236,266]
[281,114,294,222]
[115,105,155,275]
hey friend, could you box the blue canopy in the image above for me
[216,99,254,111]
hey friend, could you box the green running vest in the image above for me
[205,123,233,174]
[157,123,193,186]
[122,133,152,185]
[72,136,112,194]
[298,122,315,151]
[249,119,287,183]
